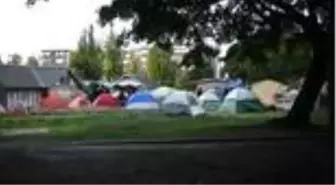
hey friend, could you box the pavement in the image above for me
[0,133,334,184]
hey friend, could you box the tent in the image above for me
[161,91,205,116]
[151,86,175,101]
[93,93,120,107]
[0,104,6,113]
[220,87,264,113]
[125,92,159,110]
[7,101,26,113]
[40,91,69,110]
[68,95,91,109]
[40,85,85,110]
[251,79,287,107]
[198,91,221,111]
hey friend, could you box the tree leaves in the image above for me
[102,30,123,80]
[69,26,103,80]
[147,44,176,86]
[223,37,312,83]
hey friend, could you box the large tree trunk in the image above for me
[286,33,330,124]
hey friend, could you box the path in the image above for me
[0,135,333,184]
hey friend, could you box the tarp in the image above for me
[220,87,264,113]
[125,92,159,110]
[93,93,120,107]
[251,79,287,106]
[68,95,91,109]
[198,91,221,111]
[151,86,175,101]
[162,91,205,116]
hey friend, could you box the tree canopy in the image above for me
[223,36,312,83]
[26,56,39,67]
[99,0,332,51]
[8,53,22,66]
[147,44,176,86]
[70,25,103,80]
[102,29,123,80]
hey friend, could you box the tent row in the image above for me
[123,86,266,116]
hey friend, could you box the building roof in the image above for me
[31,67,69,87]
[0,66,43,89]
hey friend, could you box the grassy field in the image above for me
[0,110,328,140]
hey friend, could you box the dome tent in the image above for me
[0,104,6,113]
[220,87,264,113]
[150,86,175,102]
[251,79,287,107]
[93,93,120,108]
[125,92,159,111]
[198,91,221,111]
[68,95,91,109]
[161,91,205,116]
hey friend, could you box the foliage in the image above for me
[223,37,312,83]
[26,56,39,67]
[69,25,103,80]
[128,52,141,75]
[102,29,123,80]
[8,53,22,66]
[147,44,176,86]
[98,0,332,78]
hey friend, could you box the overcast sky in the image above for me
[0,0,131,60]
[0,0,232,62]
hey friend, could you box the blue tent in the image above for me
[126,92,159,110]
[127,92,157,104]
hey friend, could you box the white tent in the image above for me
[162,91,205,116]
[117,79,143,87]
[224,87,256,101]
[198,91,221,111]
[220,87,264,113]
[151,86,175,101]
[0,104,6,113]
[199,91,220,104]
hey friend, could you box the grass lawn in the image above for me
[0,110,328,140]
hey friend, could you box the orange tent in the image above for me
[93,93,120,107]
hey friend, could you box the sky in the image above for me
[0,0,130,61]
[0,0,232,63]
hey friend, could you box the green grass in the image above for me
[0,110,328,140]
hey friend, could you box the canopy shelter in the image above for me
[125,92,159,111]
[220,87,264,113]
[161,90,205,117]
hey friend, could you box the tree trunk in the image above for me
[286,33,329,124]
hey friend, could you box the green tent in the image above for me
[219,87,264,113]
